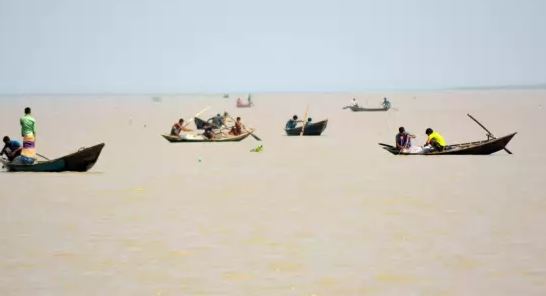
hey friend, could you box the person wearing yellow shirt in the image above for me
[425,128,446,152]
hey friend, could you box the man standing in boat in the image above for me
[171,118,192,137]
[424,128,446,152]
[1,136,22,161]
[395,127,415,150]
[12,107,37,165]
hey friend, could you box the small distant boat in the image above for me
[162,131,254,143]
[1,143,105,172]
[379,133,516,155]
[285,119,328,136]
[236,101,253,108]
[343,105,390,112]
[236,94,253,108]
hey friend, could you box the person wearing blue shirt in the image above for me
[1,136,22,161]
[285,115,301,130]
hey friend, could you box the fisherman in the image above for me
[229,117,245,136]
[382,97,391,109]
[203,124,215,139]
[12,107,37,165]
[351,98,359,107]
[424,128,446,152]
[1,136,22,161]
[212,113,224,128]
[305,117,313,127]
[395,127,415,150]
[285,115,300,130]
[171,118,192,136]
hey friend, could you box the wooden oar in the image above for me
[467,113,512,154]
[183,106,210,129]
[300,105,309,136]
[36,153,50,161]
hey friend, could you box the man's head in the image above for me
[307,118,312,122]
[425,128,433,135]
[292,115,298,120]
[24,107,31,114]
[3,136,9,144]
[178,118,184,124]
[236,117,241,121]
[399,127,405,133]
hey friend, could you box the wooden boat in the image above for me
[343,105,390,112]
[379,133,516,155]
[236,101,253,108]
[1,143,105,172]
[162,130,253,143]
[285,119,328,136]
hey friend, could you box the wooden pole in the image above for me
[467,113,512,154]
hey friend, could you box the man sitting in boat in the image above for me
[171,118,192,137]
[351,98,359,107]
[382,97,391,109]
[1,136,22,161]
[202,124,216,139]
[395,127,415,150]
[285,115,301,130]
[305,117,313,127]
[212,113,224,128]
[229,117,245,136]
[424,128,446,152]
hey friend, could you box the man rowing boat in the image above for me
[1,136,22,161]
[171,118,192,137]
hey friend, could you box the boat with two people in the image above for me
[343,97,391,112]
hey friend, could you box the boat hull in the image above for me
[379,133,516,155]
[162,132,252,143]
[345,105,390,112]
[285,119,328,136]
[2,143,105,172]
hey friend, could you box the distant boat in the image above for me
[285,119,328,136]
[161,131,253,143]
[236,94,253,108]
[379,133,516,155]
[223,93,229,98]
[1,143,105,172]
[344,105,390,112]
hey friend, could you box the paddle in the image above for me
[36,153,50,161]
[467,113,512,154]
[300,105,309,136]
[183,106,210,129]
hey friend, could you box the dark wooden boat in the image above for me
[162,131,253,143]
[343,105,390,112]
[285,119,328,136]
[379,133,516,155]
[1,143,105,172]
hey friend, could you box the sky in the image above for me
[0,0,545,94]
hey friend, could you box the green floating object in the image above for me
[250,145,263,152]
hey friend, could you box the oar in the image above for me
[183,106,210,129]
[467,113,512,154]
[300,105,309,136]
[36,153,50,161]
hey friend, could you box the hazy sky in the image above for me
[1,0,545,93]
